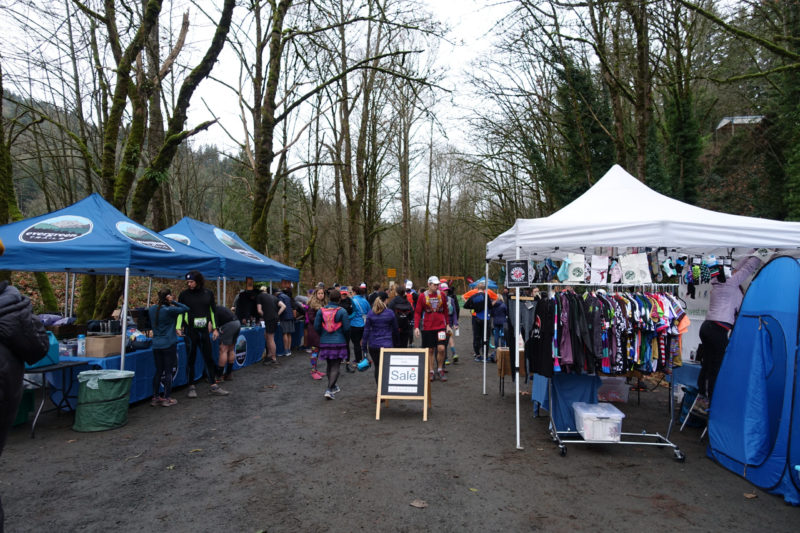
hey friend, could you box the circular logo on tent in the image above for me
[163,233,191,246]
[571,267,584,278]
[116,221,174,251]
[20,215,92,243]
[624,270,636,281]
[213,228,263,262]
[234,334,247,367]
[510,266,525,282]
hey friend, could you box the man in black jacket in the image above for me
[0,238,50,532]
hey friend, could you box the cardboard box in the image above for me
[85,335,123,357]
[572,402,625,442]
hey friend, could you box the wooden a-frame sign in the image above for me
[375,347,431,421]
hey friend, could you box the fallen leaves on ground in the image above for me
[189,448,203,453]
[166,465,175,470]
[409,499,428,508]
[744,492,757,499]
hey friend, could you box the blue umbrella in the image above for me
[468,277,498,290]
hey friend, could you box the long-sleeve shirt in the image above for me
[706,256,762,325]
[149,302,190,349]
[414,290,449,331]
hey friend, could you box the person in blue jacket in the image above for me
[348,285,372,371]
[148,288,190,406]
[314,289,350,400]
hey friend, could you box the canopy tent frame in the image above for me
[485,165,800,451]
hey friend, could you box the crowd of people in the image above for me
[223,275,510,400]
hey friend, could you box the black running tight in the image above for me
[326,358,342,390]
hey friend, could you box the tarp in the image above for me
[0,193,220,278]
[161,217,299,282]
[487,165,800,260]
[708,256,800,505]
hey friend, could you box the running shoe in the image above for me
[331,384,341,394]
[438,369,447,382]
[210,385,230,396]
[324,389,334,400]
[187,386,198,398]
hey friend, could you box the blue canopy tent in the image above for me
[0,193,222,368]
[161,217,298,282]
[468,277,498,290]
[707,256,800,505]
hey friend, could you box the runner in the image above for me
[413,276,451,382]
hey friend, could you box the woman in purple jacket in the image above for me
[362,296,398,384]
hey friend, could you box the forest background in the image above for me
[1,0,799,319]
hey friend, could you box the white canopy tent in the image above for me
[485,164,800,449]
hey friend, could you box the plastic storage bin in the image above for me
[572,402,625,442]
[72,370,135,432]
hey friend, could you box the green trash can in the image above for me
[73,370,135,432]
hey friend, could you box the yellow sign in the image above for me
[387,268,397,278]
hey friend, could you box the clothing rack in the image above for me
[524,283,685,461]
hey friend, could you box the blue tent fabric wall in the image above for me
[0,194,220,278]
[161,218,298,282]
[707,256,800,505]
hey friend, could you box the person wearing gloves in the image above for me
[697,249,769,404]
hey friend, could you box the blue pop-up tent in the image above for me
[708,256,800,505]
[0,193,222,368]
[0,194,220,278]
[161,217,298,282]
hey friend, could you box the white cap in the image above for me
[439,282,449,290]
[405,280,413,289]
[427,275,440,285]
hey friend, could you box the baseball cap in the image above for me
[439,282,449,290]
[405,280,413,290]
[427,275,440,285]
[359,282,367,288]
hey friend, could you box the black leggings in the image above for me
[350,326,364,362]
[186,327,216,384]
[697,320,730,398]
[153,345,177,398]
[326,358,342,390]
[369,347,382,383]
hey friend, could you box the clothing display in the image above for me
[526,287,686,378]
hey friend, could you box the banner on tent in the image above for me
[505,260,530,288]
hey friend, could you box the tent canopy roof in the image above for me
[0,194,221,278]
[486,165,800,260]
[161,217,299,282]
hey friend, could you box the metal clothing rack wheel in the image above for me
[547,375,685,461]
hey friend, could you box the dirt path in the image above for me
[2,318,796,532]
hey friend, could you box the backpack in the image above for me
[320,307,342,333]
[394,298,413,329]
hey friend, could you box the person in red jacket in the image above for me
[414,276,451,382]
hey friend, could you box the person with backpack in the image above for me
[362,296,398,384]
[388,286,414,347]
[441,282,460,364]
[414,276,451,382]
[277,287,295,357]
[489,295,508,361]
[314,289,351,400]
[462,281,498,362]
[305,287,327,380]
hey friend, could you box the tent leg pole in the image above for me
[217,277,222,306]
[69,273,76,317]
[515,246,522,450]
[483,260,489,396]
[120,267,130,371]
[147,277,152,307]
[64,273,69,316]
[223,277,227,307]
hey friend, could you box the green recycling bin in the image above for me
[73,370,135,432]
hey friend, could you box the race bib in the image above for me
[438,331,447,341]
[193,317,208,328]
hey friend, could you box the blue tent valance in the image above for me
[161,217,299,282]
[0,193,221,278]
